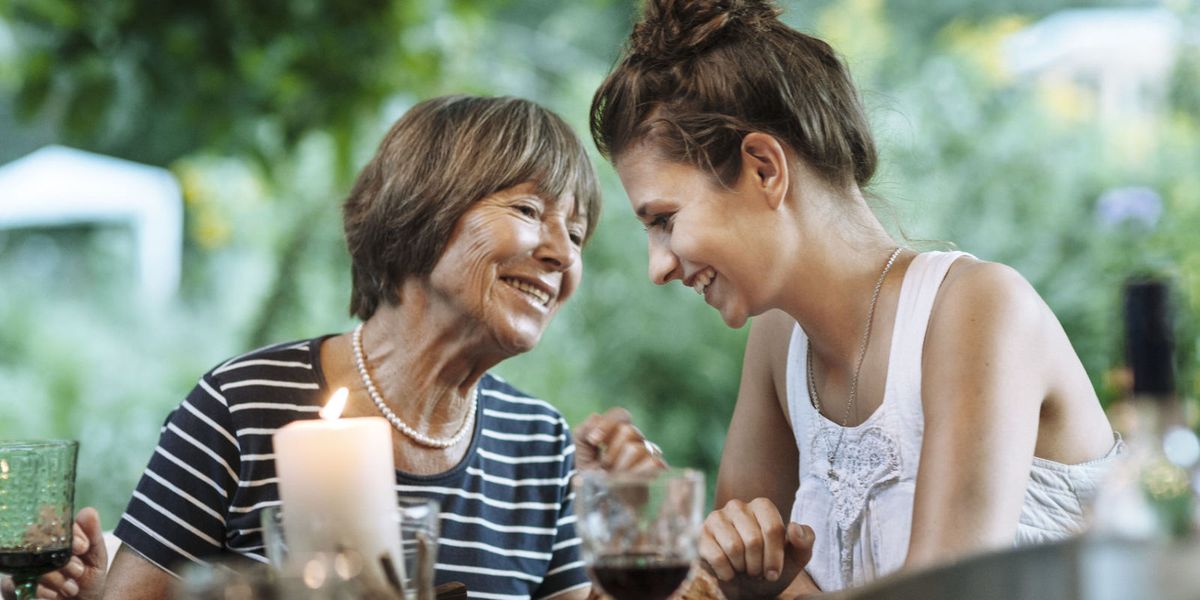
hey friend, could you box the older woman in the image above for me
[9,95,660,600]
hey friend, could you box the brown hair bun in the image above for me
[630,0,780,61]
[592,0,877,192]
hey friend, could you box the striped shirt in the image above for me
[114,336,590,599]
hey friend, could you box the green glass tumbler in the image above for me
[0,440,79,600]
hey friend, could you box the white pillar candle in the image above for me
[273,388,404,590]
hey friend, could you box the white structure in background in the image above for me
[1004,7,1183,121]
[0,145,183,307]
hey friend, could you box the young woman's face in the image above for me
[427,182,586,354]
[615,145,768,328]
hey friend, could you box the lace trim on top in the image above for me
[811,424,903,531]
[811,423,903,582]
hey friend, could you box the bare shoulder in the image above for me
[923,257,1111,464]
[932,257,1051,340]
[923,257,1060,400]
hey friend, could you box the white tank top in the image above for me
[786,251,1122,591]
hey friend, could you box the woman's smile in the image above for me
[689,267,716,298]
[499,275,554,309]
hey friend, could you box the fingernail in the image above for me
[67,557,85,576]
[766,569,779,581]
[64,579,79,595]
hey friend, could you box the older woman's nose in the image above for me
[647,235,679,285]
[534,220,577,271]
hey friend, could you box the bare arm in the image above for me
[715,309,799,511]
[541,585,593,599]
[906,262,1047,569]
[702,310,820,599]
[101,546,174,600]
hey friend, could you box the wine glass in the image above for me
[0,440,79,600]
[574,469,704,600]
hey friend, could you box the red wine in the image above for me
[0,548,71,579]
[589,554,691,600]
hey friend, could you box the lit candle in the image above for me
[272,387,403,590]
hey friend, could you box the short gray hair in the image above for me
[343,95,601,320]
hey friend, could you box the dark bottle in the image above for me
[1093,277,1197,538]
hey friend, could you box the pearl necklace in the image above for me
[807,246,903,480]
[352,323,477,449]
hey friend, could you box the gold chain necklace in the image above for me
[807,246,903,480]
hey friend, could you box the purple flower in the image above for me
[1096,186,1162,230]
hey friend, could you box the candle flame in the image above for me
[320,387,349,420]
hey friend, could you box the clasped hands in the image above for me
[701,498,818,599]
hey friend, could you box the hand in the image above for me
[699,498,815,600]
[2,508,108,600]
[574,407,667,474]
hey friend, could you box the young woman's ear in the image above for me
[740,132,789,210]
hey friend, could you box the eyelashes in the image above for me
[643,213,672,231]
[514,201,585,246]
[514,203,540,219]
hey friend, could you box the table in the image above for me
[836,535,1200,600]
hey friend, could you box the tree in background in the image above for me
[4,0,441,168]
[1,0,475,346]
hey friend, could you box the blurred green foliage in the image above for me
[1,0,1198,528]
[1,0,442,169]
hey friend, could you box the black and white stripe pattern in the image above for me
[114,336,589,599]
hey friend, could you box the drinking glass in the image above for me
[574,469,704,600]
[395,497,440,600]
[260,505,355,598]
[261,497,440,600]
[173,558,287,600]
[0,440,79,600]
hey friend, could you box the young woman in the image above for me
[590,0,1122,597]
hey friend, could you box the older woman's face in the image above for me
[427,182,586,354]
